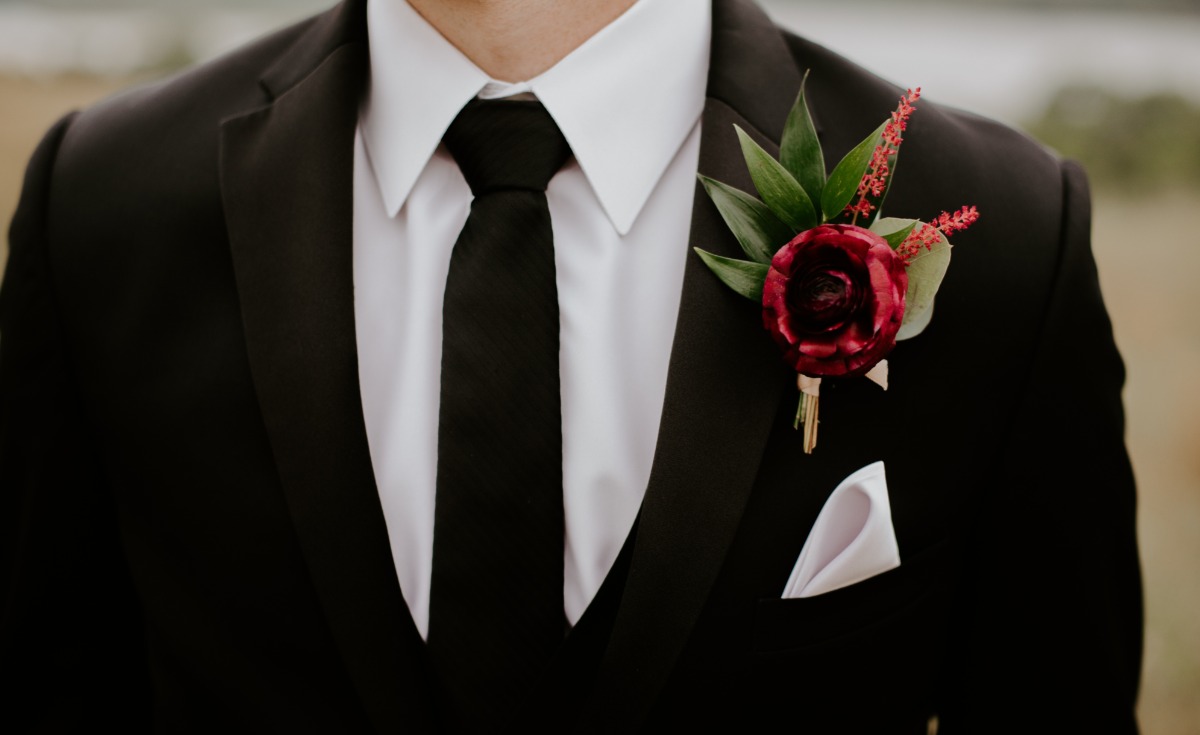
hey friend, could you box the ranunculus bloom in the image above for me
[762,224,907,378]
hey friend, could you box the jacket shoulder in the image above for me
[779,29,1064,187]
[781,28,1071,199]
[33,6,351,260]
[49,9,328,183]
[776,27,1075,250]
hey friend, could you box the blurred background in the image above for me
[1,0,1197,730]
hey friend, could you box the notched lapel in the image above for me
[219,3,434,730]
[579,0,813,731]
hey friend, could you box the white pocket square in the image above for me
[782,461,900,598]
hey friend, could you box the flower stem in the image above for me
[802,394,819,454]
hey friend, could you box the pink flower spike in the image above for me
[934,205,979,235]
[895,222,938,264]
[895,205,980,265]
[846,88,922,223]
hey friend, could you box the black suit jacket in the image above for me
[1,0,1143,732]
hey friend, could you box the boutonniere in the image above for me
[695,76,978,453]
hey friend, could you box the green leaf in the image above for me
[896,224,952,341]
[735,125,817,233]
[821,121,886,224]
[693,248,769,301]
[698,175,794,265]
[870,217,919,250]
[779,70,825,215]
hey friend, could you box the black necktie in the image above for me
[427,98,572,732]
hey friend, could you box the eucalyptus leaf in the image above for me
[693,248,769,301]
[870,217,919,250]
[734,125,817,233]
[896,297,935,341]
[896,225,951,341]
[821,121,886,225]
[779,71,825,215]
[699,175,794,265]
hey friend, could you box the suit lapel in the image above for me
[219,2,434,731]
[578,0,813,730]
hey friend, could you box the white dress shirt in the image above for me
[353,0,711,637]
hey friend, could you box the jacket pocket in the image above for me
[753,535,953,653]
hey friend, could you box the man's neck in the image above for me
[405,0,639,82]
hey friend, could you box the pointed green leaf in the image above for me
[870,217,919,250]
[780,70,825,216]
[693,248,769,301]
[699,175,794,265]
[734,125,817,233]
[821,121,886,224]
[896,224,952,341]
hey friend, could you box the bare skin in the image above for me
[406,0,639,82]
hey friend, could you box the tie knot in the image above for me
[442,99,572,195]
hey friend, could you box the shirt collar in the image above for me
[361,0,712,235]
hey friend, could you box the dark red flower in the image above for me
[762,224,907,378]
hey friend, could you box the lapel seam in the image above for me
[706,96,782,151]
